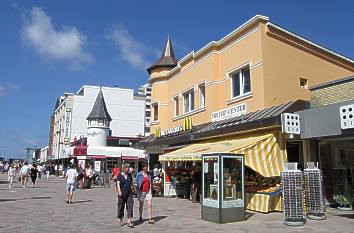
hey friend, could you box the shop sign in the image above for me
[340,104,354,129]
[281,113,300,134]
[211,103,247,122]
[94,161,101,172]
[78,160,85,169]
[158,117,193,137]
[64,108,72,144]
[161,125,183,136]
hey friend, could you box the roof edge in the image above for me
[310,75,354,91]
[266,22,354,65]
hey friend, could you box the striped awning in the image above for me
[159,132,287,177]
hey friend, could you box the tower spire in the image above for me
[87,87,112,121]
[147,35,178,74]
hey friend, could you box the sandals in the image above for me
[148,219,155,224]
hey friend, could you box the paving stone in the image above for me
[0,174,353,233]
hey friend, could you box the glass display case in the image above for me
[202,153,245,223]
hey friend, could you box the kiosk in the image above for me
[202,153,245,223]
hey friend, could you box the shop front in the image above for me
[297,99,354,209]
[67,144,147,173]
[159,131,285,213]
[138,100,307,213]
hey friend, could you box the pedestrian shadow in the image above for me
[132,216,167,226]
[0,196,51,202]
[72,200,93,204]
[334,214,354,219]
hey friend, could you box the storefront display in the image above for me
[202,154,245,223]
[245,169,282,213]
[303,162,326,220]
[281,163,305,226]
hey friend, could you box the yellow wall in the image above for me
[149,18,354,134]
[261,24,354,107]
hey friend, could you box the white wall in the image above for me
[70,86,145,141]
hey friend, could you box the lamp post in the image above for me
[56,129,61,176]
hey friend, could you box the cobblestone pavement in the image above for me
[0,174,353,233]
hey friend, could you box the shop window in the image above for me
[174,96,179,116]
[231,66,251,98]
[152,103,159,122]
[199,83,206,108]
[183,88,195,113]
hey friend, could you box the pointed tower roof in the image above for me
[147,36,178,74]
[87,88,112,121]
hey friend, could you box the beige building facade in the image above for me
[148,15,354,134]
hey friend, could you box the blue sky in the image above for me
[0,1,353,158]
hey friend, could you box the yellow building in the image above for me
[140,15,354,212]
[147,15,353,133]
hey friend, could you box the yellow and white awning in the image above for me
[159,132,287,177]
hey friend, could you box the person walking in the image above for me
[65,163,78,204]
[44,164,49,180]
[19,162,30,188]
[37,164,42,179]
[116,163,135,228]
[111,163,120,181]
[136,163,154,224]
[7,164,16,189]
[30,164,38,188]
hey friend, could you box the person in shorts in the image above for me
[19,162,30,188]
[65,164,78,204]
[136,163,154,224]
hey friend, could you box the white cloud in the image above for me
[105,23,153,69]
[0,86,6,97]
[21,7,93,70]
[0,84,21,97]
[7,84,21,91]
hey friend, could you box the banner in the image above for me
[94,161,101,172]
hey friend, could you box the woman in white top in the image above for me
[7,164,16,189]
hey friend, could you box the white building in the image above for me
[40,146,49,163]
[137,83,152,136]
[51,85,145,159]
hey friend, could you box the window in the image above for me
[231,66,251,98]
[199,83,206,108]
[146,111,151,117]
[183,89,195,113]
[98,120,104,126]
[299,78,308,88]
[174,96,179,116]
[152,103,159,121]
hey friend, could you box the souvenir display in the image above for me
[281,163,305,226]
[303,163,326,220]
